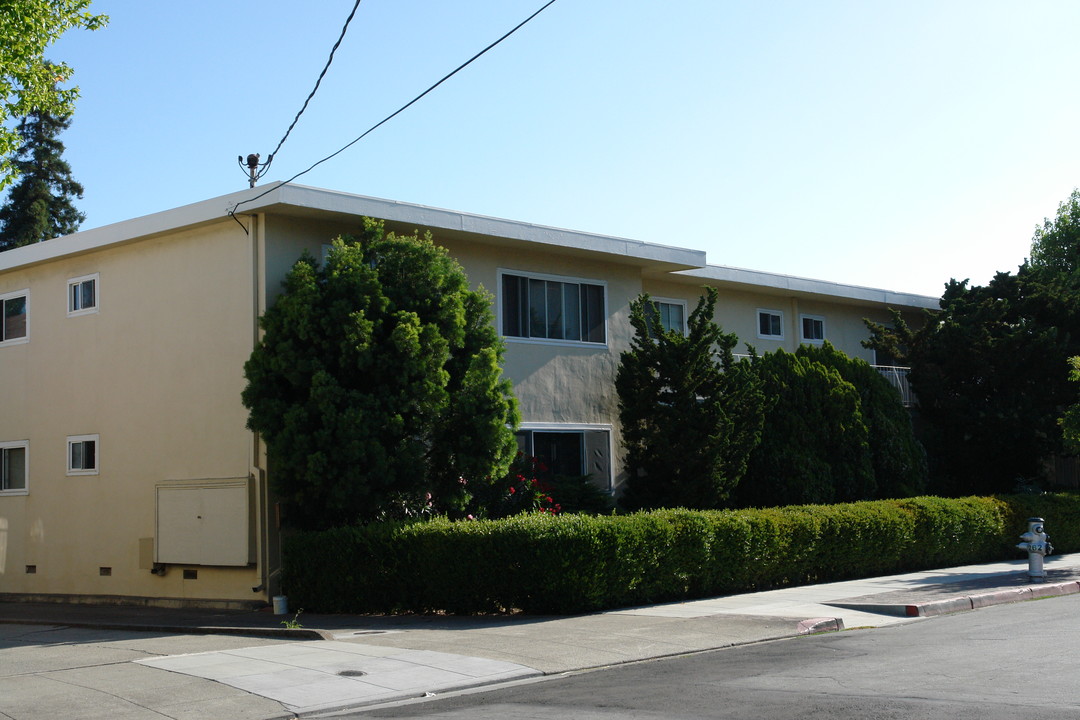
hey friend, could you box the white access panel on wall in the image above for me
[155,479,249,566]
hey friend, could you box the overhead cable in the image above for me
[253,0,364,183]
[229,0,558,222]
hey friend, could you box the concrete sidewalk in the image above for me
[2,554,1080,719]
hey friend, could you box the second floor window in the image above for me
[1,290,28,345]
[758,309,783,339]
[645,299,686,336]
[68,274,98,315]
[501,272,606,344]
[801,315,825,342]
[67,435,99,476]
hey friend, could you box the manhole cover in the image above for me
[337,670,367,677]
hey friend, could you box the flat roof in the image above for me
[0,182,706,273]
[678,265,940,309]
[0,182,939,309]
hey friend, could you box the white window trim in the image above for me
[756,308,784,340]
[649,296,688,335]
[497,269,609,348]
[800,313,826,344]
[0,288,29,346]
[67,273,99,317]
[0,440,29,496]
[67,434,99,476]
[516,422,614,491]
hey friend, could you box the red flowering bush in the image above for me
[466,452,561,519]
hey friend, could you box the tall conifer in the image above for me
[0,110,86,251]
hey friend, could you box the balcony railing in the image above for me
[732,356,915,406]
[872,365,915,406]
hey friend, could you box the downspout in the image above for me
[789,297,800,351]
[247,212,271,600]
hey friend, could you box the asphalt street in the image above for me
[3,554,1080,719]
[352,594,1080,719]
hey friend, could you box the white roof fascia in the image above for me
[0,182,706,273]
[254,184,707,269]
[680,265,940,310]
[0,184,274,272]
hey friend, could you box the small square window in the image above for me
[67,435,99,476]
[757,309,783,339]
[645,299,687,337]
[801,315,825,343]
[1,289,29,345]
[68,274,98,316]
[1,441,28,494]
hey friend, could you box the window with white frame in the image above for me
[1,440,28,494]
[1,289,28,345]
[514,426,612,490]
[67,274,98,316]
[500,271,606,344]
[801,314,825,343]
[646,298,686,336]
[757,309,783,339]
[67,435,98,476]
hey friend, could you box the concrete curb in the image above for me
[904,580,1080,617]
[796,617,845,634]
[0,617,333,641]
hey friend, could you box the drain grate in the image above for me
[337,670,367,677]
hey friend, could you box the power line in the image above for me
[229,0,558,223]
[248,0,364,184]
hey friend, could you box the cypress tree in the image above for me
[0,110,86,251]
[616,287,765,510]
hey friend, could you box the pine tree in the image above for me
[0,110,86,251]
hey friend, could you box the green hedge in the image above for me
[281,493,1080,615]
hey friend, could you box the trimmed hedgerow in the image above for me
[281,493,1080,615]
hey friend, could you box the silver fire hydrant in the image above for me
[1017,517,1053,583]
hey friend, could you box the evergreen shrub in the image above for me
[282,493,1080,615]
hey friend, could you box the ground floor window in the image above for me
[514,425,612,490]
[1,440,27,493]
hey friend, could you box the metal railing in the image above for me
[872,365,915,406]
[731,356,915,406]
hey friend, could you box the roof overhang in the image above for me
[675,265,940,310]
[0,182,940,311]
[0,182,707,274]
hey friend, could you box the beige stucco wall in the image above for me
[0,220,261,603]
[0,199,935,605]
[643,278,919,364]
[261,215,639,487]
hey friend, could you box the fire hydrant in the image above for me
[1017,517,1053,582]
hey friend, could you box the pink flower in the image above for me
[509,486,516,494]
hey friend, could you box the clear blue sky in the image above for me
[32,0,1080,298]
